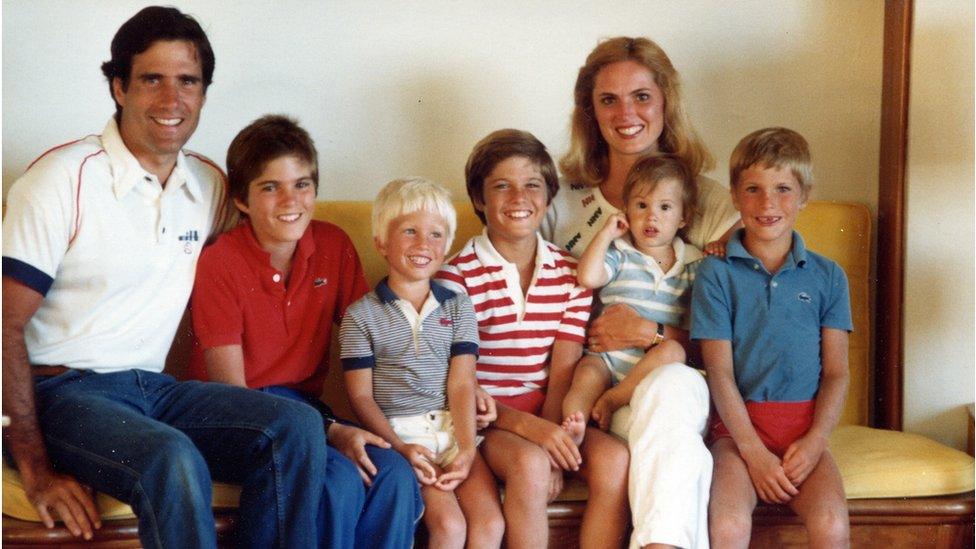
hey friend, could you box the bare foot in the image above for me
[561,411,586,446]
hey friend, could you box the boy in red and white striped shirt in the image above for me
[436,129,630,548]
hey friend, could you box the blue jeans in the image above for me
[259,386,423,549]
[31,369,327,549]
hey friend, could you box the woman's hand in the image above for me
[327,423,391,486]
[703,239,727,257]
[475,387,497,429]
[588,304,655,352]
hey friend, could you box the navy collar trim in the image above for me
[375,277,456,304]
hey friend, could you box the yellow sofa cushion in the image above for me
[831,425,975,499]
[1,462,241,522]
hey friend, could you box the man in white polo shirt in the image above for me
[2,7,327,548]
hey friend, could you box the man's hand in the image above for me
[782,433,827,486]
[327,423,390,486]
[522,415,582,472]
[588,304,653,353]
[435,448,474,491]
[24,469,101,539]
[396,443,438,485]
[741,445,798,504]
[475,387,497,429]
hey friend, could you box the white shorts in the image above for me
[389,410,483,467]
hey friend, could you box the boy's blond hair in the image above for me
[372,177,457,254]
[622,153,698,229]
[730,127,813,196]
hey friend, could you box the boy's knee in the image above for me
[709,510,752,547]
[427,507,467,543]
[807,506,850,545]
[508,445,551,492]
[468,507,505,545]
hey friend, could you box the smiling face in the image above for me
[625,177,686,255]
[477,156,549,246]
[113,40,205,174]
[732,163,807,252]
[592,60,665,162]
[235,155,316,254]
[377,210,449,286]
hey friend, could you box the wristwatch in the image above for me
[648,322,666,349]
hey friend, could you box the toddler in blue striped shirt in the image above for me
[562,153,704,441]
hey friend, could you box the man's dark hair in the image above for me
[101,6,215,118]
[227,115,319,207]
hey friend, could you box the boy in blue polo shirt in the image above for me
[692,128,852,548]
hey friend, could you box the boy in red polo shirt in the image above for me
[190,115,422,548]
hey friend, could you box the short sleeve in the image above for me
[333,230,369,325]
[685,176,739,250]
[690,258,733,341]
[435,260,468,296]
[449,293,479,357]
[556,283,592,343]
[603,240,626,282]
[339,299,377,370]
[190,247,245,348]
[2,155,78,295]
[820,262,853,332]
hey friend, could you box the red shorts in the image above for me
[709,400,815,457]
[494,390,545,417]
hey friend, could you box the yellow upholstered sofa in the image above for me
[4,200,973,548]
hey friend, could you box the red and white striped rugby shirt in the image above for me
[436,231,592,398]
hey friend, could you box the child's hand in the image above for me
[591,386,627,431]
[547,465,564,503]
[327,423,391,486]
[741,445,799,504]
[601,212,630,240]
[782,433,827,486]
[398,443,438,485]
[524,416,582,472]
[475,387,497,429]
[703,239,727,257]
[435,448,474,491]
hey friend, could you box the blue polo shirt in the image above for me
[691,230,852,402]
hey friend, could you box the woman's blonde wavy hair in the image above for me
[560,36,713,187]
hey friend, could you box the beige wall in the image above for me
[903,0,975,450]
[3,1,882,209]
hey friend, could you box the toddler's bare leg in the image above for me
[708,437,757,549]
[562,354,612,439]
[788,449,850,549]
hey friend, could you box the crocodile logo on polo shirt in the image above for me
[797,292,812,303]
[439,317,453,326]
[314,278,327,288]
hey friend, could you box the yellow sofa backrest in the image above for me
[316,200,872,426]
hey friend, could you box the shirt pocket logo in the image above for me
[797,292,812,303]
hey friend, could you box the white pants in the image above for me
[389,410,483,467]
[611,362,712,549]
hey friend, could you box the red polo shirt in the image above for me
[190,219,367,396]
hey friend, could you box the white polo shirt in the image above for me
[2,118,227,373]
